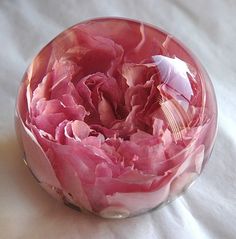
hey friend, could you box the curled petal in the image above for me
[122,63,157,87]
[98,95,116,127]
[71,120,91,140]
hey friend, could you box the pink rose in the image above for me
[16,18,217,218]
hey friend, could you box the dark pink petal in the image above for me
[76,72,122,113]
[76,74,94,110]
[122,63,157,87]
[76,19,167,63]
[73,20,141,58]
[65,28,124,77]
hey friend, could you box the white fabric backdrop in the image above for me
[0,0,235,238]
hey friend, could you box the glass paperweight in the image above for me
[15,17,217,219]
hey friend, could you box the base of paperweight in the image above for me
[22,153,200,219]
[63,200,82,212]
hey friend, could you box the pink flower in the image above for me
[16,18,217,218]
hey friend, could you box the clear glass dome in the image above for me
[15,17,217,218]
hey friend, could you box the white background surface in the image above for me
[0,0,236,238]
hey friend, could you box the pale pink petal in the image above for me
[33,112,66,135]
[71,120,91,140]
[16,117,61,190]
[47,146,92,211]
[169,145,205,196]
[95,163,113,178]
[31,74,52,105]
[105,182,170,216]
[98,95,116,127]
